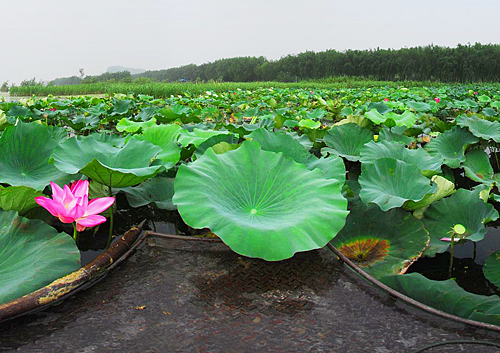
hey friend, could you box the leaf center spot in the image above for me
[250,208,257,215]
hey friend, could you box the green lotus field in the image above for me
[2,84,500,325]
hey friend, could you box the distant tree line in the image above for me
[40,43,500,86]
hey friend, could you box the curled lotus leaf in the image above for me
[381,273,500,326]
[323,123,374,162]
[51,133,164,188]
[403,175,455,211]
[456,114,500,142]
[0,210,81,305]
[422,188,499,257]
[173,141,348,261]
[360,140,442,177]
[359,158,437,211]
[424,126,479,168]
[116,117,156,133]
[0,122,75,190]
[331,200,429,278]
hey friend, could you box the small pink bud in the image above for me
[383,98,389,102]
[434,98,440,103]
[474,92,478,95]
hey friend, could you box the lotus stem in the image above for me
[73,223,78,243]
[107,186,114,248]
[495,143,500,172]
[448,235,455,278]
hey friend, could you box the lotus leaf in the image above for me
[249,128,345,182]
[381,273,500,325]
[0,122,75,190]
[461,148,495,185]
[134,124,183,168]
[116,117,156,133]
[483,250,500,290]
[178,128,232,148]
[0,210,81,305]
[365,109,416,128]
[51,133,164,188]
[195,133,240,156]
[424,126,479,168]
[0,185,44,215]
[379,126,414,145]
[360,140,442,177]
[118,176,175,210]
[323,123,374,162]
[403,175,455,211]
[405,101,432,112]
[456,114,500,142]
[173,141,348,261]
[422,188,499,257]
[359,158,436,211]
[331,201,428,278]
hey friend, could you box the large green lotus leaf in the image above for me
[51,133,164,188]
[483,250,500,290]
[0,122,75,190]
[403,175,455,211]
[462,148,495,185]
[323,123,374,162]
[457,115,500,142]
[0,210,81,305]
[248,128,345,182]
[178,128,232,148]
[116,117,156,133]
[118,176,175,210]
[173,141,349,261]
[381,273,500,326]
[424,126,479,168]
[422,188,499,257]
[0,185,44,215]
[195,133,239,156]
[359,158,436,211]
[248,128,314,165]
[406,101,432,112]
[134,124,183,168]
[379,126,414,145]
[306,156,346,184]
[365,109,416,128]
[360,140,442,176]
[331,201,428,278]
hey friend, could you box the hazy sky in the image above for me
[1,0,499,84]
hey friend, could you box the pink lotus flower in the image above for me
[383,98,389,102]
[434,98,440,103]
[35,180,115,232]
[475,92,478,95]
[49,107,56,111]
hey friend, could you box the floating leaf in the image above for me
[379,126,414,145]
[0,210,80,305]
[331,201,428,278]
[51,133,164,188]
[323,123,374,162]
[0,185,43,215]
[425,126,479,168]
[365,109,416,127]
[360,140,442,177]
[359,158,436,211]
[456,114,500,142]
[118,176,175,210]
[483,250,500,290]
[422,188,499,257]
[173,141,348,261]
[381,273,500,326]
[406,101,431,112]
[0,122,75,190]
